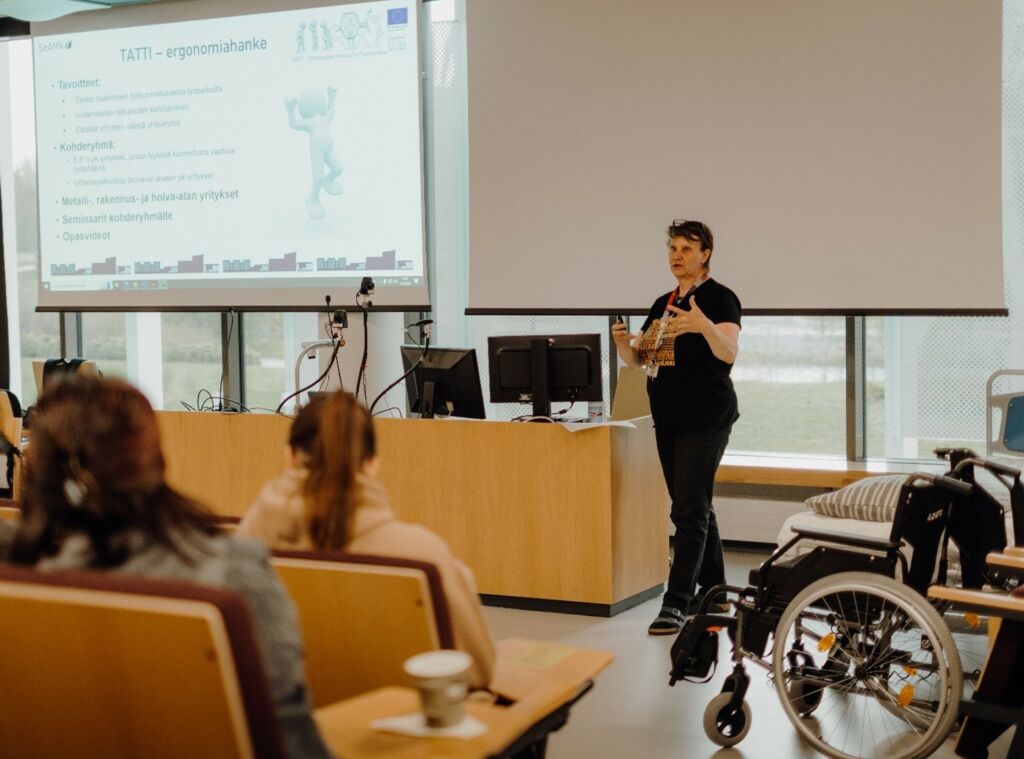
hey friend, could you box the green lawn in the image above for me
[731,380,850,456]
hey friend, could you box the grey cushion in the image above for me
[805,475,907,522]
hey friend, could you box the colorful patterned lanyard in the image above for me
[652,275,708,352]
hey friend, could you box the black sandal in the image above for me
[647,606,687,635]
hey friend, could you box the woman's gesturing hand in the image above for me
[664,300,711,337]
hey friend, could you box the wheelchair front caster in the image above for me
[785,678,823,717]
[702,691,752,747]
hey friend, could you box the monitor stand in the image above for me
[529,338,552,419]
[419,381,437,419]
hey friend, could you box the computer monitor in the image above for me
[487,334,602,418]
[400,346,486,419]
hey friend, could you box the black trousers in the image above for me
[654,424,731,613]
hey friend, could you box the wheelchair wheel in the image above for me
[772,571,961,759]
[702,692,752,748]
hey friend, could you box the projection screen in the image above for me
[32,0,428,311]
[466,0,1005,315]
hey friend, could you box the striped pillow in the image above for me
[805,475,907,522]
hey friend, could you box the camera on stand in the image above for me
[356,277,375,309]
[329,309,348,342]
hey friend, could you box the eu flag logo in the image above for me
[387,7,408,26]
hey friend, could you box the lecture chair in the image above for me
[271,550,454,707]
[31,358,99,399]
[0,565,286,759]
[929,559,1024,758]
[985,551,1024,580]
[986,369,1024,459]
[0,391,21,499]
[272,551,614,759]
[0,497,19,523]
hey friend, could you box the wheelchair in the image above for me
[669,451,1023,759]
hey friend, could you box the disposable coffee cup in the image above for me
[403,650,471,728]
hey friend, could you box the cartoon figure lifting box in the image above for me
[285,86,343,220]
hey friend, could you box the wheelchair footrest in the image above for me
[669,614,732,685]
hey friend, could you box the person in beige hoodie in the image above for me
[238,390,495,689]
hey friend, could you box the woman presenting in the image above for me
[612,220,741,636]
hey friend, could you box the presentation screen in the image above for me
[466,0,1004,315]
[32,0,428,311]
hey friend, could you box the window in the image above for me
[162,313,222,411]
[865,1,1024,460]
[729,317,846,456]
[3,40,60,407]
[80,313,127,378]
[243,312,320,413]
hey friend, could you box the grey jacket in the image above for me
[32,530,333,759]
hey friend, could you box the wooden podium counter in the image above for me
[156,412,667,615]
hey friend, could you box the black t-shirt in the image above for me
[638,278,742,433]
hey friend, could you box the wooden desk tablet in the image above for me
[315,687,535,759]
[490,638,614,703]
[985,552,1024,574]
[928,585,1024,618]
[314,640,612,759]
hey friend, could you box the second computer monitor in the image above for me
[400,346,486,419]
[487,334,602,418]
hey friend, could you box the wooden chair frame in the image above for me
[272,550,454,707]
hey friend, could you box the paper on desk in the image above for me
[560,419,640,432]
[428,415,648,431]
[434,416,640,429]
[371,712,488,739]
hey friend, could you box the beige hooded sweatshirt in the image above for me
[238,469,495,689]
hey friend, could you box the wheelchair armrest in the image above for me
[791,526,901,553]
[955,457,1022,479]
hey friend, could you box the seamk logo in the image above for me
[38,40,73,52]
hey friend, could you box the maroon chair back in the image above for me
[0,564,286,759]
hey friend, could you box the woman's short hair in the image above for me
[667,219,713,251]
[289,391,375,550]
[10,375,216,567]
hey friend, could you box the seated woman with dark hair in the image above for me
[239,390,496,689]
[6,376,332,759]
